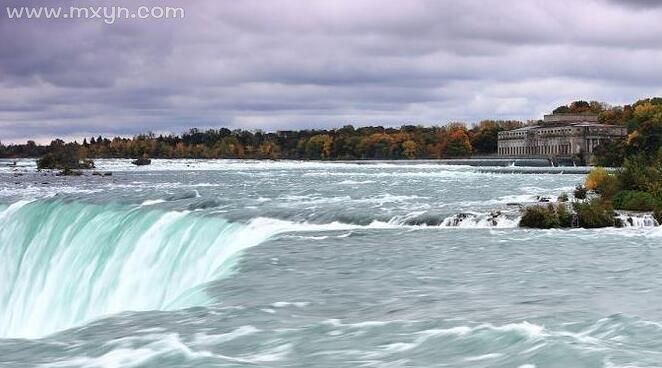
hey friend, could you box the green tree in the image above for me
[592,140,626,167]
[305,135,333,159]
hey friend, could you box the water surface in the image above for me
[0,159,660,367]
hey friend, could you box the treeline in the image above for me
[590,98,662,167]
[0,121,524,160]
[0,97,658,162]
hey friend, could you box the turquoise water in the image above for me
[0,159,660,367]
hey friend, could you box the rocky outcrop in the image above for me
[131,157,152,166]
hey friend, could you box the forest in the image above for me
[0,98,659,164]
[1,121,523,161]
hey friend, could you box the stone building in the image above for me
[497,113,627,163]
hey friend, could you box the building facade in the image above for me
[497,113,627,162]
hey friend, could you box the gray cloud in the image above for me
[605,0,662,8]
[1,0,662,142]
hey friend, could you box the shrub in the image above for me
[573,199,615,228]
[520,204,560,229]
[598,174,621,199]
[36,153,59,170]
[612,190,660,211]
[585,168,620,198]
[37,145,94,170]
[557,203,574,228]
[585,168,610,191]
[618,155,661,197]
[574,185,588,200]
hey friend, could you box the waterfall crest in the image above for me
[0,199,281,338]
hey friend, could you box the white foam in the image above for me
[337,179,377,185]
[32,158,482,173]
[41,333,214,368]
[272,301,310,308]
[648,227,662,238]
[439,212,521,228]
[321,319,409,329]
[465,353,504,361]
[140,199,166,206]
[41,332,292,367]
[488,321,545,338]
[192,325,260,345]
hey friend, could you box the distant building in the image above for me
[497,113,626,163]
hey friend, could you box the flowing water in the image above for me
[0,159,660,368]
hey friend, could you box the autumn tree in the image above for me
[401,140,418,159]
[445,127,472,157]
[305,134,334,159]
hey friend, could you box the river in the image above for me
[0,159,660,367]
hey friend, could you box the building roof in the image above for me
[498,122,624,136]
[507,126,537,132]
[543,113,599,123]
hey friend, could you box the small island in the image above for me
[131,156,152,166]
[34,140,94,176]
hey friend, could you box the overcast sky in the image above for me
[1,0,662,143]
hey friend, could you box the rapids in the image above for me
[0,159,660,367]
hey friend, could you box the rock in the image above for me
[93,171,113,176]
[187,199,223,210]
[56,168,83,176]
[444,213,470,227]
[488,211,502,226]
[574,185,588,200]
[132,157,152,166]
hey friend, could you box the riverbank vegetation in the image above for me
[0,98,657,163]
[0,98,658,171]
[520,162,660,229]
[0,121,524,160]
[520,98,661,228]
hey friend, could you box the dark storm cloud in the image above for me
[605,0,662,8]
[1,0,662,142]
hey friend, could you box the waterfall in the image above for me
[616,213,660,228]
[439,212,521,228]
[0,199,285,339]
